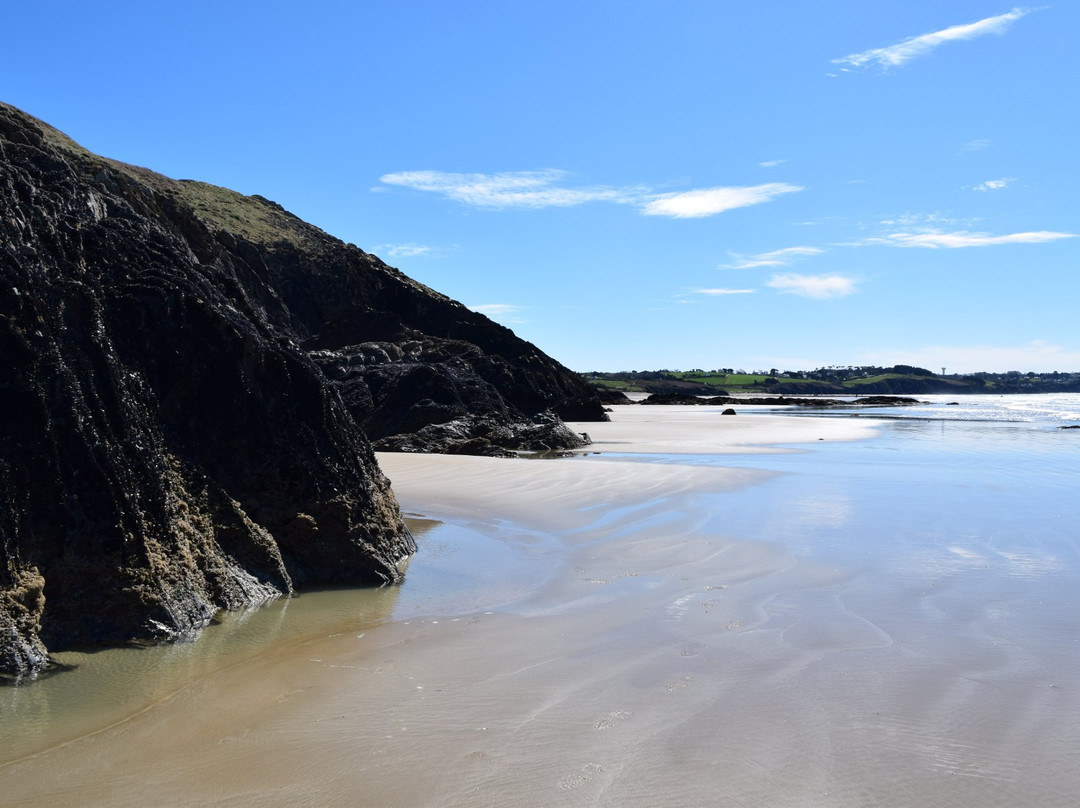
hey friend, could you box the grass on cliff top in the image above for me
[16,104,318,249]
[675,373,768,387]
[112,162,319,248]
[844,374,909,386]
[168,179,318,247]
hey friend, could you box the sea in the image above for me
[3,393,1079,805]
[621,392,1080,567]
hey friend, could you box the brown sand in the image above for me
[1,408,1074,806]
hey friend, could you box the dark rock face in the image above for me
[850,396,920,406]
[640,393,730,405]
[591,386,633,405]
[239,228,607,455]
[313,336,603,456]
[0,102,603,675]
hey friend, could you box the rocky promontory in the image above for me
[0,102,605,676]
[639,393,921,407]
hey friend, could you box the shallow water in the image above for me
[742,390,1080,426]
[0,516,545,763]
[3,396,1080,806]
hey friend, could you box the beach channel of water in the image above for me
[2,394,1079,806]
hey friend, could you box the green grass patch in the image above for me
[680,373,768,387]
[843,374,908,386]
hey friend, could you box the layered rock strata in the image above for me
[0,102,603,675]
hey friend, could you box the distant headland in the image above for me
[584,365,1080,397]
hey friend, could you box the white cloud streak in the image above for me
[759,159,786,168]
[879,212,964,228]
[380,171,803,219]
[470,303,524,316]
[693,288,756,296]
[833,7,1032,71]
[973,178,1015,192]
[722,245,823,270]
[767,273,857,299]
[379,170,632,209]
[375,243,434,258]
[641,183,803,218]
[866,230,1075,248]
[469,303,527,324]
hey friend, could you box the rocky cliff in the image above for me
[0,102,604,676]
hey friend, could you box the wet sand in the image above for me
[3,407,1079,806]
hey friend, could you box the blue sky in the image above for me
[5,2,1076,373]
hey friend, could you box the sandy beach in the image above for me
[3,404,1079,806]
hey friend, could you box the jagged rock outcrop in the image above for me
[0,101,604,676]
[591,386,633,405]
[640,393,728,405]
[224,216,607,455]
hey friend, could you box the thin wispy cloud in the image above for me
[693,288,756,296]
[879,212,964,228]
[792,217,840,227]
[469,303,527,324]
[641,183,803,218]
[380,171,803,219]
[721,246,823,270]
[973,178,1015,192]
[960,138,991,154]
[379,170,633,209]
[767,274,857,299]
[374,243,435,258]
[470,303,524,316]
[759,159,786,168]
[866,230,1074,248]
[833,7,1033,71]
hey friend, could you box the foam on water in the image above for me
[760,392,1080,426]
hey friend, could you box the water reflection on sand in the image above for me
[3,406,1080,806]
